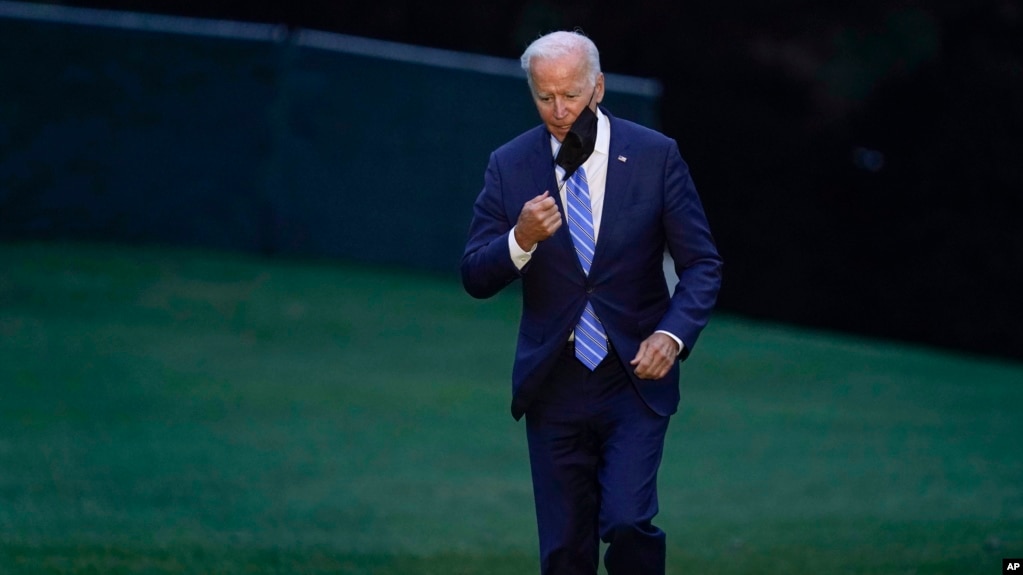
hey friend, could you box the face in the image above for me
[529,52,605,142]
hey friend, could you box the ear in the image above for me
[594,73,606,106]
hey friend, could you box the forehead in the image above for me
[530,54,590,93]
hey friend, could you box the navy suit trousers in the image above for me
[525,342,670,575]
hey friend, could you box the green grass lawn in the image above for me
[1,241,1021,574]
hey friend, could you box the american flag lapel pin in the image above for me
[617,155,627,163]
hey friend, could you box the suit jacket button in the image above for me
[586,287,594,294]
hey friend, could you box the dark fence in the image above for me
[0,2,660,273]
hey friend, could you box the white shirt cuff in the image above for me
[508,226,535,270]
[655,330,685,356]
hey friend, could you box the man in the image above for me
[461,30,722,575]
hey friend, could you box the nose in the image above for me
[553,97,569,120]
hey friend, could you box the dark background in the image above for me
[27,0,1023,361]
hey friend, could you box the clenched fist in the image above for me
[514,191,562,251]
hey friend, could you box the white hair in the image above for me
[520,30,602,92]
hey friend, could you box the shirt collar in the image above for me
[594,106,610,156]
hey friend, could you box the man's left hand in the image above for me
[629,332,679,380]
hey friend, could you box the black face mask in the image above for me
[554,91,598,181]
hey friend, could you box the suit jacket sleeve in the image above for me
[461,150,523,299]
[658,139,723,360]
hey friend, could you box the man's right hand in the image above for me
[514,191,562,251]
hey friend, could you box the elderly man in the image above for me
[461,30,723,575]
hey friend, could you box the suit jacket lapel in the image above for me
[529,128,580,264]
[593,115,633,270]
[530,127,558,202]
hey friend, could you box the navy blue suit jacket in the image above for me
[462,109,723,420]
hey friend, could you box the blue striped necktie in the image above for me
[564,166,608,369]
